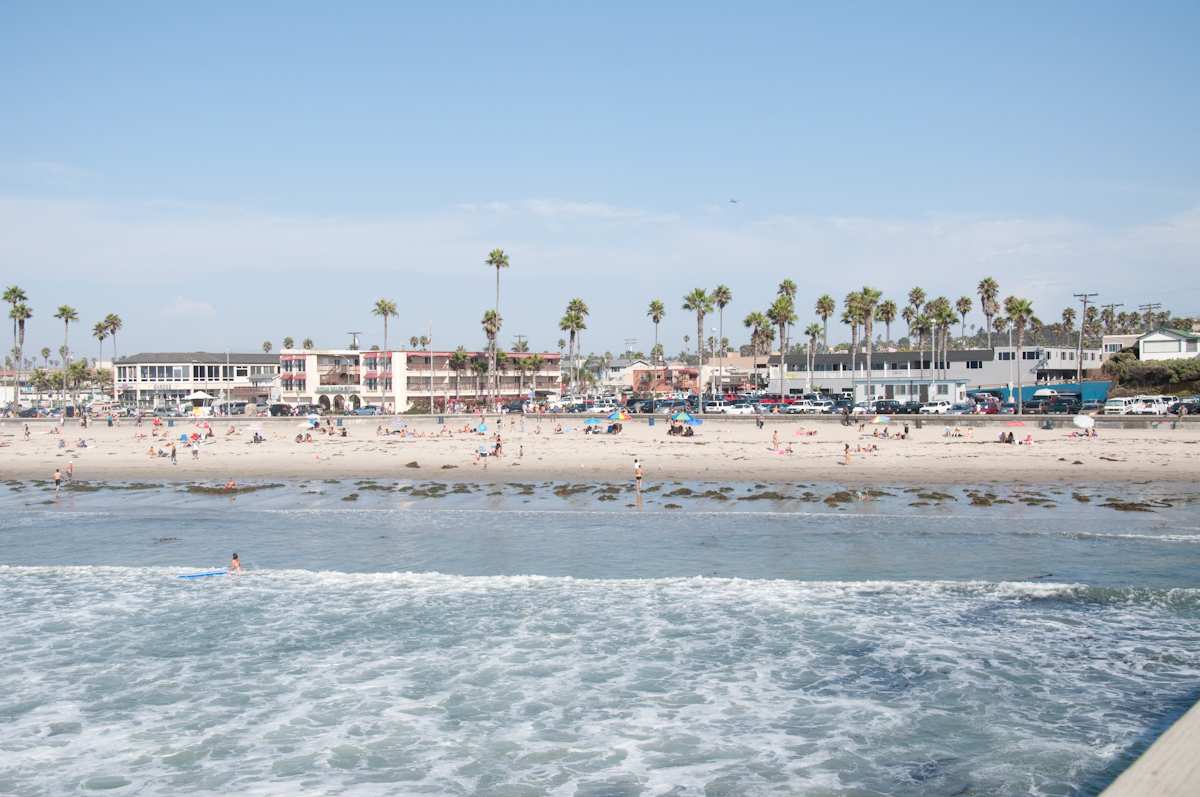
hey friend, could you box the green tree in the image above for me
[712,285,732,398]
[955,296,973,343]
[877,299,897,346]
[1004,296,1034,414]
[647,299,665,362]
[481,309,503,404]
[842,292,863,378]
[409,335,420,349]
[262,340,272,354]
[283,336,295,349]
[372,299,398,350]
[815,294,835,351]
[486,248,510,403]
[977,277,999,348]
[512,337,530,353]
[448,346,469,404]
[682,288,713,409]
[858,287,882,402]
[302,338,313,349]
[104,314,123,403]
[54,305,78,408]
[743,311,769,389]
[93,321,108,366]
[3,286,27,403]
[1061,306,1076,333]
[470,355,489,401]
[804,322,822,390]
[10,302,32,398]
[766,296,795,401]
[777,279,797,301]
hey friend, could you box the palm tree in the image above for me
[409,335,420,349]
[4,286,28,402]
[1100,306,1116,335]
[907,287,926,314]
[562,298,590,396]
[526,354,544,399]
[419,335,430,350]
[778,279,797,301]
[647,299,666,363]
[448,346,469,405]
[815,294,835,351]
[901,305,916,348]
[10,302,31,397]
[914,314,931,380]
[40,347,50,368]
[302,338,314,350]
[955,296,973,344]
[935,301,957,379]
[743,311,768,389]
[370,299,398,350]
[93,321,108,366]
[470,355,489,402]
[877,300,897,347]
[977,277,999,348]
[54,305,78,409]
[486,249,510,400]
[842,292,862,378]
[1061,307,1076,334]
[512,337,530,354]
[1004,296,1034,414]
[103,313,122,403]
[682,288,713,410]
[712,285,732,398]
[766,296,795,401]
[804,322,822,390]
[262,340,272,354]
[481,309,502,404]
[859,287,881,403]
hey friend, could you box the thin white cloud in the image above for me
[161,296,216,319]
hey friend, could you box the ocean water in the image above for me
[1,481,1199,796]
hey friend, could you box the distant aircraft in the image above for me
[729,198,739,204]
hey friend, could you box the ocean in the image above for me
[1,479,1198,795]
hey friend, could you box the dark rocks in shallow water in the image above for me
[553,484,591,498]
[909,501,930,507]
[154,537,180,544]
[598,494,617,501]
[441,464,458,470]
[63,482,102,492]
[404,461,420,468]
[824,491,855,505]
[739,491,789,501]
[186,483,284,495]
[917,491,956,502]
[968,495,994,507]
[665,487,693,497]
[1100,499,1154,512]
[697,490,729,500]
[342,493,359,501]
[357,483,392,491]
[663,503,682,509]
[1072,493,1091,503]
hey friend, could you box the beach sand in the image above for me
[2,415,1198,485]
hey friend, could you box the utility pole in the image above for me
[1136,302,1162,333]
[1073,292,1097,384]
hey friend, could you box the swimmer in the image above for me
[229,553,243,574]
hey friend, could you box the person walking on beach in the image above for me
[170,443,177,465]
[771,430,779,451]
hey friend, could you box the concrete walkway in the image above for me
[1102,699,1200,796]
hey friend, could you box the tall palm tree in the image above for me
[647,300,665,362]
[682,288,713,410]
[409,335,420,349]
[10,302,31,398]
[955,296,973,344]
[371,299,398,350]
[448,346,469,405]
[914,314,931,380]
[778,279,797,301]
[54,305,78,409]
[93,321,108,366]
[712,285,732,399]
[4,286,27,401]
[977,277,999,348]
[481,309,503,404]
[877,300,897,347]
[804,322,822,391]
[262,340,272,354]
[1061,307,1076,333]
[815,294,835,351]
[470,355,488,401]
[512,337,530,354]
[526,354,544,399]
[766,296,795,401]
[302,338,314,349]
[901,305,916,348]
[907,287,926,314]
[40,347,50,368]
[935,301,957,379]
[743,311,768,389]
[486,249,510,401]
[842,292,862,379]
[283,336,295,350]
[1004,296,1034,414]
[104,313,122,403]
[1100,306,1116,335]
[419,335,430,350]
[564,298,590,397]
[859,287,881,403]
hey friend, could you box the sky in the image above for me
[2,1,1198,360]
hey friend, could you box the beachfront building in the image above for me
[1101,333,1140,361]
[629,364,701,396]
[278,348,561,412]
[765,344,1103,401]
[1135,328,1200,362]
[114,352,280,408]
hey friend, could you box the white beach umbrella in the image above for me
[1072,415,1095,429]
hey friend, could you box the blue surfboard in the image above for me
[178,570,227,580]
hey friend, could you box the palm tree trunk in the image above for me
[696,315,703,411]
[110,331,118,405]
[822,319,828,352]
[777,323,786,402]
[717,308,724,402]
[1015,327,1024,415]
[865,319,873,405]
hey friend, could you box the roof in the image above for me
[115,352,280,365]
[1139,327,1200,341]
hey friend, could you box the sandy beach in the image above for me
[2,415,1198,485]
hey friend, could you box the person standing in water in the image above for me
[634,458,644,492]
[52,468,62,495]
[229,553,243,574]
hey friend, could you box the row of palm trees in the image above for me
[4,285,123,407]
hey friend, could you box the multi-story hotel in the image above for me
[278,348,561,412]
[114,352,280,407]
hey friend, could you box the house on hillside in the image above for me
[1137,328,1200,362]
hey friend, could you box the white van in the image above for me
[1103,397,1137,415]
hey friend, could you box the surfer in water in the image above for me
[229,553,243,574]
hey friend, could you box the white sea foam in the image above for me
[1,567,1198,796]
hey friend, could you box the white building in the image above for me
[1101,334,1140,361]
[1136,328,1200,361]
[279,348,562,412]
[114,353,280,408]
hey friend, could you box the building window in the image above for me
[936,384,949,395]
[1143,340,1181,354]
[1022,351,1039,360]
[998,352,1013,361]
[1187,340,1198,352]
[965,361,982,369]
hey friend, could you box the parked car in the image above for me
[500,401,526,413]
[1168,399,1199,415]
[1045,398,1082,414]
[946,403,976,415]
[1080,399,1104,414]
[870,400,903,415]
[810,399,836,414]
[726,402,758,415]
[919,400,952,414]
[898,400,923,415]
[353,405,381,416]
[1128,398,1168,416]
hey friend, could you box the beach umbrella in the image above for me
[871,415,891,424]
[1073,415,1095,429]
[686,418,703,426]
[607,410,631,421]
[476,423,488,433]
[584,418,602,426]
[671,411,694,422]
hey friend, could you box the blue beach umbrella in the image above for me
[584,418,602,426]
[670,411,694,422]
[477,423,488,433]
[686,418,703,426]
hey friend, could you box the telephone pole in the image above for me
[1073,292,1097,384]
[1136,302,1162,333]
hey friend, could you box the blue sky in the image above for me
[2,1,1197,358]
